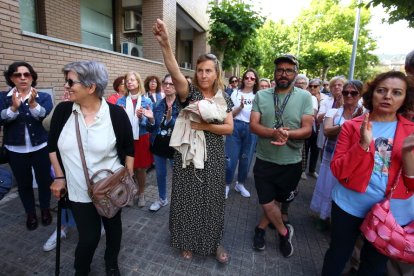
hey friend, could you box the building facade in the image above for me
[0,0,210,100]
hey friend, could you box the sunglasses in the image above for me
[65,79,82,88]
[12,72,31,78]
[206,53,217,60]
[342,90,359,97]
[163,82,174,87]
[244,76,256,81]
[309,85,320,89]
[230,79,238,84]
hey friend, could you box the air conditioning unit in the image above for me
[124,10,142,33]
[122,42,143,57]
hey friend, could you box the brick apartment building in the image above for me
[0,0,210,101]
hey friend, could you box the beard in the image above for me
[276,78,294,89]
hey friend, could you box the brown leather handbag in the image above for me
[74,111,137,218]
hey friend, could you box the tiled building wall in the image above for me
[0,0,202,102]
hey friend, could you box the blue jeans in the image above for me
[61,208,76,228]
[322,202,388,276]
[225,120,257,185]
[153,154,173,200]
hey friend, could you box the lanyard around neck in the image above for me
[273,89,292,125]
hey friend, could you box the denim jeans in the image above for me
[61,208,76,228]
[153,154,173,200]
[322,202,388,276]
[225,120,257,185]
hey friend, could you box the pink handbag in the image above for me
[360,171,414,264]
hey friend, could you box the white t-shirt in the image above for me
[311,95,318,113]
[231,90,255,122]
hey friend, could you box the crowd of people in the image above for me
[1,18,414,276]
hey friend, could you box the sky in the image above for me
[255,0,414,56]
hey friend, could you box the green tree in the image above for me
[365,0,414,28]
[253,20,295,79]
[292,0,378,80]
[207,0,265,70]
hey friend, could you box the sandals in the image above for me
[181,250,193,260]
[216,245,229,264]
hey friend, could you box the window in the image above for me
[19,0,37,33]
[80,0,113,50]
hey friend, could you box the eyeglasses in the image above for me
[163,82,174,87]
[275,68,296,76]
[244,76,256,81]
[65,79,82,88]
[12,72,31,78]
[230,79,238,84]
[309,85,320,89]
[342,90,359,97]
[150,80,157,84]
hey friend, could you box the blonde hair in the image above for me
[192,54,225,94]
[124,71,145,96]
[329,75,347,90]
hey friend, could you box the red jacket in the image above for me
[331,114,414,199]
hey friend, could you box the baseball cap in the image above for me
[274,54,299,67]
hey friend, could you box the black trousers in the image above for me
[322,202,388,276]
[305,129,319,173]
[7,146,52,213]
[71,201,122,276]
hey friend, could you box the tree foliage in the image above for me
[207,0,265,69]
[245,0,379,81]
[293,0,378,80]
[254,20,294,79]
[366,0,414,28]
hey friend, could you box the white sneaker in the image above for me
[235,182,251,198]
[309,172,319,178]
[225,186,230,199]
[137,194,146,208]
[43,228,67,252]
[301,172,307,180]
[149,198,169,212]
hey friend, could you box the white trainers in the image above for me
[149,198,169,212]
[137,194,146,208]
[309,172,319,178]
[43,228,67,252]
[301,172,307,180]
[101,226,106,237]
[235,182,251,198]
[225,185,230,199]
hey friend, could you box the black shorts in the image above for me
[253,158,302,204]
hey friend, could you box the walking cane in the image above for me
[55,188,66,276]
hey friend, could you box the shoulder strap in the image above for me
[74,111,92,190]
[387,169,402,199]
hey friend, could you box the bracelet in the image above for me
[54,176,66,180]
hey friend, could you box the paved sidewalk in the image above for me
[0,166,329,275]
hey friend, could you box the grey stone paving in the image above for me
[0,163,329,275]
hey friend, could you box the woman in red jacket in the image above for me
[322,71,414,276]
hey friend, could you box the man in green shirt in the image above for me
[250,54,313,257]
